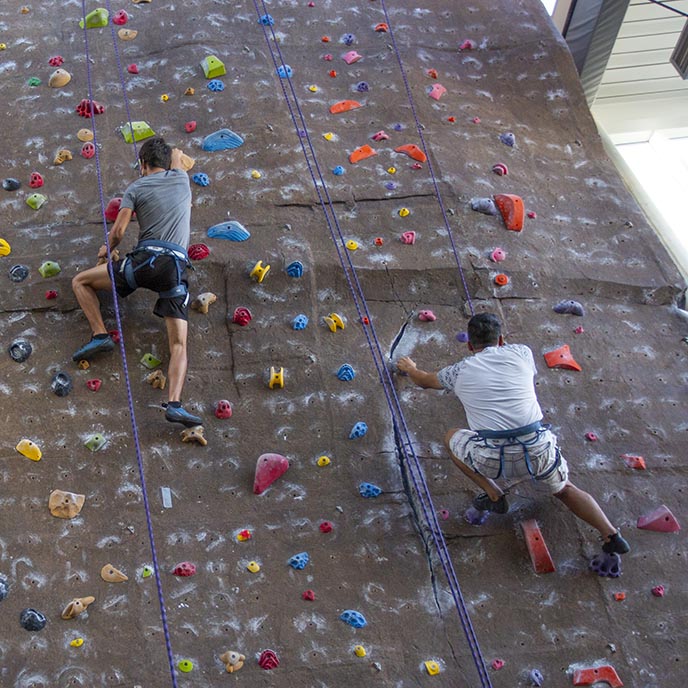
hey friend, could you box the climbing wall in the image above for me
[1,0,686,686]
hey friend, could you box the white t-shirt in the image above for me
[437,344,543,431]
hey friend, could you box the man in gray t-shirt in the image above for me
[71,136,202,427]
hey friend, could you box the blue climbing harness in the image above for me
[122,239,191,299]
[470,421,561,481]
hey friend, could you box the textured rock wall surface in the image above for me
[0,0,686,687]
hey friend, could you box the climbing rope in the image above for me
[79,3,179,685]
[253,3,492,686]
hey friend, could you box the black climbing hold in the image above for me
[51,371,73,397]
[20,608,46,631]
[9,264,29,282]
[8,339,32,363]
[2,178,21,191]
[0,575,8,601]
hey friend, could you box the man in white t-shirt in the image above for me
[397,312,629,556]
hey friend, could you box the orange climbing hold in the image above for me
[573,665,623,687]
[349,144,376,164]
[395,144,427,163]
[493,193,525,231]
[543,344,582,372]
[375,23,389,32]
[620,454,646,470]
[521,519,555,574]
[494,273,509,287]
[330,100,362,114]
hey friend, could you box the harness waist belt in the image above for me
[474,421,545,440]
[135,239,188,262]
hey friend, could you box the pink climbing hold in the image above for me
[585,432,598,442]
[29,172,44,189]
[637,505,680,533]
[105,197,123,222]
[112,9,128,25]
[45,290,58,300]
[215,400,232,419]
[527,210,537,219]
[439,509,450,520]
[472,116,481,124]
[342,50,362,65]
[574,326,585,334]
[188,243,210,261]
[459,39,477,50]
[319,521,333,533]
[302,589,315,601]
[428,83,447,100]
[127,63,139,74]
[258,649,280,670]
[184,121,197,133]
[371,130,389,142]
[491,659,505,670]
[172,562,196,577]
[254,453,290,495]
[651,585,665,597]
[492,163,508,176]
[232,307,252,326]
[418,310,436,322]
[401,231,416,245]
[86,379,102,392]
[323,54,333,61]
[81,142,95,159]
[48,55,64,67]
[490,248,506,262]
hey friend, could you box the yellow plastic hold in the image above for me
[0,44,6,51]
[317,455,331,467]
[399,207,410,217]
[308,85,318,92]
[251,170,262,179]
[161,94,169,102]
[387,166,397,174]
[184,87,195,96]
[250,260,271,283]
[346,240,359,251]
[267,366,285,390]
[16,439,42,461]
[424,661,440,676]
[354,645,366,657]
[323,132,334,141]
[78,360,90,370]
[247,561,261,573]
[70,638,84,648]
[201,55,227,79]
[323,313,346,332]
[0,238,11,256]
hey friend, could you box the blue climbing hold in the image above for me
[528,669,544,687]
[456,331,469,343]
[341,33,356,46]
[51,372,73,397]
[553,299,585,316]
[359,482,382,498]
[277,65,293,79]
[192,173,210,187]
[355,81,369,92]
[340,610,367,628]
[8,339,32,363]
[201,129,244,152]
[9,264,29,282]
[288,552,310,570]
[286,261,304,278]
[336,364,355,381]
[333,166,345,176]
[499,132,516,147]
[349,421,367,439]
[385,182,397,190]
[207,79,225,92]
[207,221,250,242]
[292,314,309,330]
[259,13,274,26]
[20,608,46,632]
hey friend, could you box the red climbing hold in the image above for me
[127,63,139,74]
[319,521,333,533]
[527,210,537,219]
[620,454,646,470]
[81,142,95,159]
[232,307,252,326]
[254,453,290,495]
[374,237,384,246]
[651,585,665,597]
[75,98,105,118]
[521,519,555,574]
[86,379,102,392]
[188,243,210,261]
[493,193,525,231]
[112,9,128,25]
[258,649,280,670]
[426,68,438,79]
[215,400,232,419]
[349,144,376,164]
[395,144,427,163]
[105,197,123,222]
[108,329,121,343]
[172,562,196,577]
[459,39,477,50]
[330,99,362,115]
[543,344,582,372]
[184,121,197,133]
[492,163,508,176]
[45,290,58,300]
[636,505,680,532]
[48,55,64,67]
[302,589,315,601]
[572,665,623,687]
[29,172,44,189]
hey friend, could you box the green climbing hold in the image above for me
[38,261,61,278]
[27,77,41,87]
[78,8,109,29]
[26,193,47,210]
[178,659,194,673]
[201,55,226,79]
[84,433,106,452]
[120,121,155,144]
[140,353,161,369]
[141,565,154,578]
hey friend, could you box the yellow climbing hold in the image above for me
[0,238,11,256]
[247,561,261,573]
[317,455,331,467]
[184,87,195,96]
[250,260,270,283]
[323,132,334,141]
[387,166,397,174]
[346,240,359,251]
[16,439,42,461]
[118,28,138,41]
[354,645,367,657]
[0,44,6,51]
[424,660,440,675]
[399,207,410,217]
[323,312,346,332]
[201,54,226,79]
[70,638,84,648]
[77,128,94,142]
[178,659,194,673]
[160,94,169,102]
[308,85,318,92]
[251,170,262,179]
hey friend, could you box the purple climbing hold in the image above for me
[499,132,516,147]
[553,299,585,316]
[456,331,469,343]
[470,197,498,215]
[393,123,405,132]
[341,33,356,46]
[464,506,489,525]
[355,81,369,92]
[589,552,622,578]
[385,182,397,190]
[528,668,544,686]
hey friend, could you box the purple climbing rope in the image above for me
[252,3,492,686]
[79,3,179,686]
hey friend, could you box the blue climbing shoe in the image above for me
[165,404,202,428]
[72,335,115,362]
[602,530,630,555]
[473,492,509,514]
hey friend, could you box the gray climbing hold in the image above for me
[207,221,250,242]
[528,668,544,686]
[2,178,20,191]
[8,339,32,363]
[0,574,8,601]
[340,610,367,628]
[470,197,498,215]
[553,299,585,316]
[51,372,73,397]
[20,608,46,632]
[499,132,515,147]
[9,264,29,282]
[201,129,244,151]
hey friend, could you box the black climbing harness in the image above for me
[469,421,561,481]
[122,239,192,299]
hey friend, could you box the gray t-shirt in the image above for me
[121,169,191,249]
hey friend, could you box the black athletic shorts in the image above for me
[112,251,189,321]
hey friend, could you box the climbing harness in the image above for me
[469,421,562,481]
[122,239,192,300]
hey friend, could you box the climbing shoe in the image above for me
[72,335,115,362]
[472,492,509,514]
[602,530,630,555]
[164,404,202,428]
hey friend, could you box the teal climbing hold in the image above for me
[207,221,250,241]
[120,121,156,144]
[201,129,244,152]
[78,8,109,29]
[84,433,106,452]
[38,261,61,278]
